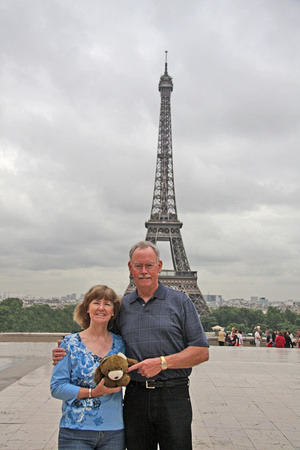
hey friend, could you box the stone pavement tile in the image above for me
[220,418,241,428]
[239,418,279,430]
[274,421,299,432]
[192,435,214,449]
[202,417,224,429]
[244,428,295,449]
[230,437,255,449]
[27,396,61,425]
[210,436,235,448]
[0,424,22,446]
[280,431,300,449]
[44,429,59,450]
[228,431,255,449]
[2,423,58,449]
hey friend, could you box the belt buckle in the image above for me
[146,380,155,389]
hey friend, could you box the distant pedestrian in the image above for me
[218,328,226,346]
[225,333,231,346]
[230,328,239,346]
[296,331,300,348]
[254,326,262,347]
[238,330,244,346]
[265,331,273,348]
[284,331,292,348]
[292,331,300,347]
[272,330,277,347]
[290,332,295,348]
[275,332,286,348]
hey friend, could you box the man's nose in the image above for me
[140,265,148,273]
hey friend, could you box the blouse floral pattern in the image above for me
[50,332,125,431]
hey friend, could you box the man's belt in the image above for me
[129,378,189,389]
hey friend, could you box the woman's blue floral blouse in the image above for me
[50,332,125,431]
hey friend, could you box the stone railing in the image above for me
[0,333,67,342]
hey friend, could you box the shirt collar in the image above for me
[129,281,166,303]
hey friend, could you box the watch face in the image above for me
[161,357,167,370]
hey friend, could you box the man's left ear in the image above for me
[158,260,163,273]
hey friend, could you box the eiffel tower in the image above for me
[125,52,210,316]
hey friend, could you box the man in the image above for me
[265,330,273,347]
[53,240,209,450]
[217,328,226,346]
[254,326,262,347]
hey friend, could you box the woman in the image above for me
[51,285,125,450]
[275,331,286,348]
[230,328,239,346]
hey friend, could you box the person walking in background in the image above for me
[50,285,125,450]
[296,331,300,347]
[254,326,262,347]
[225,332,231,346]
[218,328,226,346]
[275,331,286,348]
[266,330,273,347]
[230,328,239,346]
[238,330,244,346]
[284,331,292,348]
[292,331,300,347]
[272,330,277,347]
[290,332,295,348]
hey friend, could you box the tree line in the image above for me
[200,305,300,334]
[0,298,81,333]
[0,298,299,334]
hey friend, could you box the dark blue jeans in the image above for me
[123,383,192,450]
[58,427,125,449]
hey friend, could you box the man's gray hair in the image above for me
[129,240,160,262]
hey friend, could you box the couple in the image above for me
[51,240,209,450]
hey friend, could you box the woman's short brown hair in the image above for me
[74,285,121,330]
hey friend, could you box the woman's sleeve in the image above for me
[50,342,80,404]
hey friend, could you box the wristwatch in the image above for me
[160,356,168,370]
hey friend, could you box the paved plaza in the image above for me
[0,342,299,449]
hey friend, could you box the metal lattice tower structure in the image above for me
[125,52,210,316]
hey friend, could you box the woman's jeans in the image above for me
[123,382,192,450]
[58,427,125,450]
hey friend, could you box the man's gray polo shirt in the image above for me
[116,282,209,381]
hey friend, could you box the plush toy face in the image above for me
[94,352,138,388]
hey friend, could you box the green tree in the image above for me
[266,306,284,330]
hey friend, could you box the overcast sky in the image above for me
[1,0,299,302]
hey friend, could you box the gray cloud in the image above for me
[0,0,299,301]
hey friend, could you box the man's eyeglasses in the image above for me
[132,263,158,271]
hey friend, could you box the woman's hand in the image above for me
[92,379,122,397]
[76,379,122,399]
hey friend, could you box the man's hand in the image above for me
[52,340,66,366]
[127,358,161,378]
